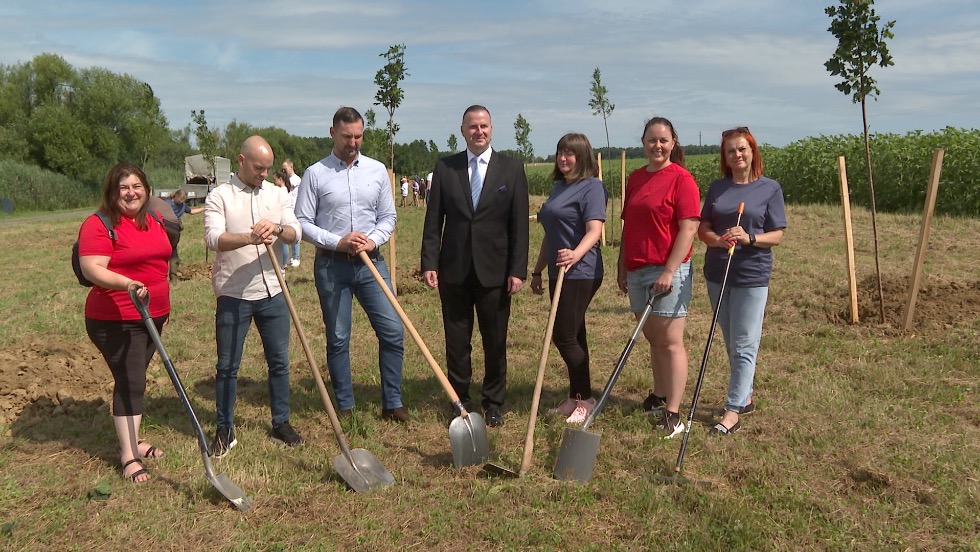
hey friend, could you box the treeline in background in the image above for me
[1,54,977,217]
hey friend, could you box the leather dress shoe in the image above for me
[484,407,504,428]
[381,406,410,423]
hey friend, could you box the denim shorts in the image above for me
[626,261,693,318]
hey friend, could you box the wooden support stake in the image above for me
[388,168,398,295]
[838,156,859,324]
[902,148,944,331]
[620,151,626,233]
[597,152,606,246]
[619,149,626,242]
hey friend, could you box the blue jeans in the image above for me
[313,253,404,410]
[281,240,300,264]
[706,281,769,412]
[214,293,292,429]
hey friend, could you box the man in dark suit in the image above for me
[421,105,529,427]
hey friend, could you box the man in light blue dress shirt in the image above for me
[293,106,408,422]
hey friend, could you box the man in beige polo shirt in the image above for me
[204,135,303,457]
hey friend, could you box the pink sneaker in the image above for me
[565,398,597,425]
[548,398,578,417]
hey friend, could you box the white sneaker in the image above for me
[290,259,300,267]
[657,411,685,440]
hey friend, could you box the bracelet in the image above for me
[531,272,542,277]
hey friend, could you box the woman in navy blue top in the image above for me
[698,126,787,436]
[530,133,607,424]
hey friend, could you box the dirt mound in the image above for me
[0,338,143,428]
[828,274,980,331]
[173,260,212,281]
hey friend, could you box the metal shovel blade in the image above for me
[331,449,396,493]
[553,427,601,482]
[206,471,253,511]
[200,452,252,511]
[449,412,490,468]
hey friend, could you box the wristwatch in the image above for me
[748,233,757,246]
[276,223,284,236]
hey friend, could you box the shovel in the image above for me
[485,266,565,477]
[266,244,394,493]
[358,251,490,468]
[553,289,669,482]
[655,201,744,487]
[129,289,252,511]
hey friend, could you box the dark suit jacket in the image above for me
[421,149,529,287]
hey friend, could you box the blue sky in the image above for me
[2,0,978,157]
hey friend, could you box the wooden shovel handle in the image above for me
[520,266,565,475]
[357,251,472,416]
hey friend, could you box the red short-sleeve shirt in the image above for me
[77,212,171,320]
[621,163,701,270]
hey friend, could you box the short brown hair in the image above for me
[550,133,599,183]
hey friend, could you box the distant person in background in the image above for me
[419,177,428,207]
[282,159,302,189]
[272,171,299,270]
[530,133,606,425]
[618,116,700,440]
[400,176,410,207]
[204,135,304,457]
[163,189,203,280]
[698,126,786,437]
[78,162,172,483]
[280,160,302,267]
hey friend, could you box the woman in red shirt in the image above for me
[78,163,172,483]
[618,117,701,439]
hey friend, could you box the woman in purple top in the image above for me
[698,126,787,436]
[530,133,607,424]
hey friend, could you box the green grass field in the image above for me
[0,201,977,550]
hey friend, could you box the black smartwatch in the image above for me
[748,233,757,246]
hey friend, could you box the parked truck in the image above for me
[157,154,232,205]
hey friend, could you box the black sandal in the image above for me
[122,458,150,483]
[708,420,741,437]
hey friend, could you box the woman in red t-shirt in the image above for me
[618,117,701,439]
[78,163,171,483]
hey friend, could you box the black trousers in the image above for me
[86,315,167,416]
[549,277,602,400]
[439,268,512,410]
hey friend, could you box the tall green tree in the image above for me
[191,109,218,181]
[588,67,615,153]
[447,134,458,153]
[373,44,409,169]
[825,0,896,324]
[514,113,533,163]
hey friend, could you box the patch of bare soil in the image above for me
[0,337,174,430]
[173,260,212,281]
[827,274,980,332]
[0,338,112,428]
